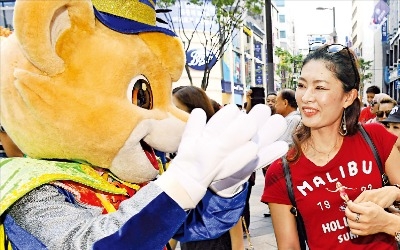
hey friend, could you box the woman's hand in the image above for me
[345,200,393,236]
[353,186,400,208]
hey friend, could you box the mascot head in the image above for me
[0,0,189,183]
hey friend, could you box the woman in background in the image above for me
[171,86,244,250]
[172,86,215,121]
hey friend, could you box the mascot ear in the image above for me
[13,0,95,76]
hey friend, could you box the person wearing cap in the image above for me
[381,105,400,151]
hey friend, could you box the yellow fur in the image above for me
[1,0,189,183]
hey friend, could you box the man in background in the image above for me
[359,85,380,123]
[266,92,277,114]
[262,89,300,218]
[274,89,301,146]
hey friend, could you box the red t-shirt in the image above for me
[359,106,376,123]
[262,123,398,249]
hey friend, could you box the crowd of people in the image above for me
[167,43,400,249]
[3,43,400,249]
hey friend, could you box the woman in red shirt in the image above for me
[262,44,400,249]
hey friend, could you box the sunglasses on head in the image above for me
[309,43,360,87]
[376,110,391,118]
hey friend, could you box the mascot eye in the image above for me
[128,76,153,109]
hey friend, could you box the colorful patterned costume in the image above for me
[1,158,246,249]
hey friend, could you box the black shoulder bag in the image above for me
[283,156,308,250]
[358,124,389,186]
[283,124,388,250]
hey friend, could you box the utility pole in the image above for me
[265,0,274,94]
[316,6,337,43]
[332,7,337,43]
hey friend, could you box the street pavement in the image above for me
[176,169,278,249]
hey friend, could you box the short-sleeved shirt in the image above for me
[359,106,376,123]
[277,110,301,145]
[262,123,398,249]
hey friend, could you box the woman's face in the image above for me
[296,60,354,131]
[370,102,379,114]
[385,122,400,138]
[384,122,400,150]
[377,102,395,121]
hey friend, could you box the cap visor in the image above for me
[381,117,400,124]
[94,8,176,37]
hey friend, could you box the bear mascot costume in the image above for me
[0,0,288,249]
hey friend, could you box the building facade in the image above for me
[167,0,282,106]
[386,0,400,100]
[351,0,400,102]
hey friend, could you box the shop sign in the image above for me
[186,49,217,71]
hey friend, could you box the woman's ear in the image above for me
[344,89,359,108]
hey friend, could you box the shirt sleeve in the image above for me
[174,184,247,243]
[261,158,291,205]
[278,114,301,145]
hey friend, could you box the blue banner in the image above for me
[384,66,390,85]
[381,20,388,42]
[233,83,244,95]
[254,41,262,61]
[370,0,390,29]
[255,63,263,86]
[398,64,400,77]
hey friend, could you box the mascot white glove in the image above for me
[210,104,289,197]
[155,104,260,210]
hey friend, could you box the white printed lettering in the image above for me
[297,161,374,196]
[326,173,338,183]
[297,181,313,196]
[322,223,330,233]
[313,176,326,188]
[330,221,338,231]
[322,217,349,233]
[362,160,373,174]
[348,161,358,176]
[339,165,346,178]
[343,216,348,227]
[338,231,358,243]
[188,50,206,67]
